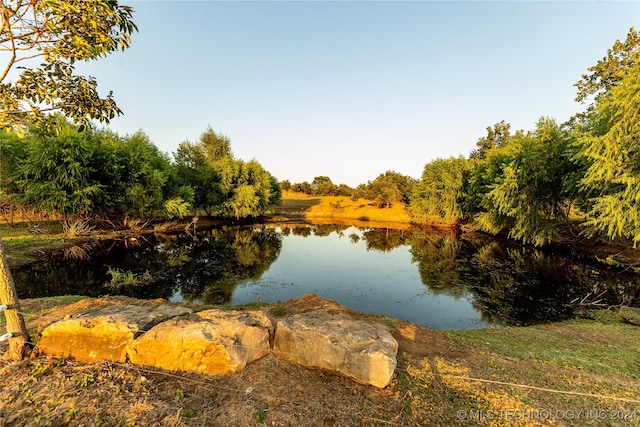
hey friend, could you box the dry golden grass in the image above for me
[282,191,412,225]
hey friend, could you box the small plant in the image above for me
[253,409,265,423]
[31,361,48,375]
[68,408,78,418]
[384,319,397,329]
[269,305,292,317]
[79,373,95,387]
[180,408,198,419]
[175,389,185,400]
[61,219,95,238]
[105,267,153,288]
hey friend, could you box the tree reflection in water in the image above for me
[407,231,640,325]
[12,223,640,326]
[14,226,282,305]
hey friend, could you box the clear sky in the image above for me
[76,0,639,187]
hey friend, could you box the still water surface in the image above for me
[12,223,640,329]
[228,227,485,329]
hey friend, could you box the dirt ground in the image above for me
[0,295,455,427]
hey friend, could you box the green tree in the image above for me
[470,121,513,160]
[0,128,26,225]
[175,128,280,218]
[310,176,336,196]
[280,179,292,192]
[363,171,416,208]
[219,159,279,218]
[291,181,312,194]
[473,118,574,246]
[0,0,137,360]
[174,139,216,214]
[574,27,639,104]
[17,118,104,218]
[410,156,471,223]
[113,131,175,219]
[576,54,640,244]
[1,0,137,130]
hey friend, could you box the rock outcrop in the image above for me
[273,310,398,388]
[127,310,273,375]
[33,303,192,362]
[33,294,398,388]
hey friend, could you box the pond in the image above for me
[11,223,640,329]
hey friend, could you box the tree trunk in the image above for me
[0,241,31,360]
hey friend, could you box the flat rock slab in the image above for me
[127,310,273,375]
[273,311,398,388]
[33,302,192,363]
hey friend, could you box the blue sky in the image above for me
[77,1,639,187]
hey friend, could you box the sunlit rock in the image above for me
[273,310,398,388]
[33,303,192,363]
[126,310,273,375]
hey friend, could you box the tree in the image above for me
[291,181,312,194]
[175,127,280,218]
[363,171,416,208]
[410,156,470,223]
[310,176,336,196]
[0,0,137,360]
[473,118,573,246]
[0,128,25,225]
[470,121,513,160]
[17,118,104,218]
[576,54,640,244]
[574,27,639,104]
[280,179,291,192]
[113,131,175,219]
[1,0,137,130]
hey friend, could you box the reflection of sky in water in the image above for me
[229,227,489,330]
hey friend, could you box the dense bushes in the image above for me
[0,121,280,222]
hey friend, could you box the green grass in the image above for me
[397,310,640,426]
[447,310,640,377]
[268,305,293,317]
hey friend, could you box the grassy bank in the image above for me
[398,308,640,426]
[0,222,76,267]
[1,297,639,426]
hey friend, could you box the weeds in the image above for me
[79,373,95,387]
[180,408,198,419]
[61,219,95,238]
[105,267,153,288]
[253,409,265,423]
[269,305,293,317]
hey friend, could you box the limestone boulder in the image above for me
[33,303,192,363]
[126,309,273,375]
[273,311,398,388]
